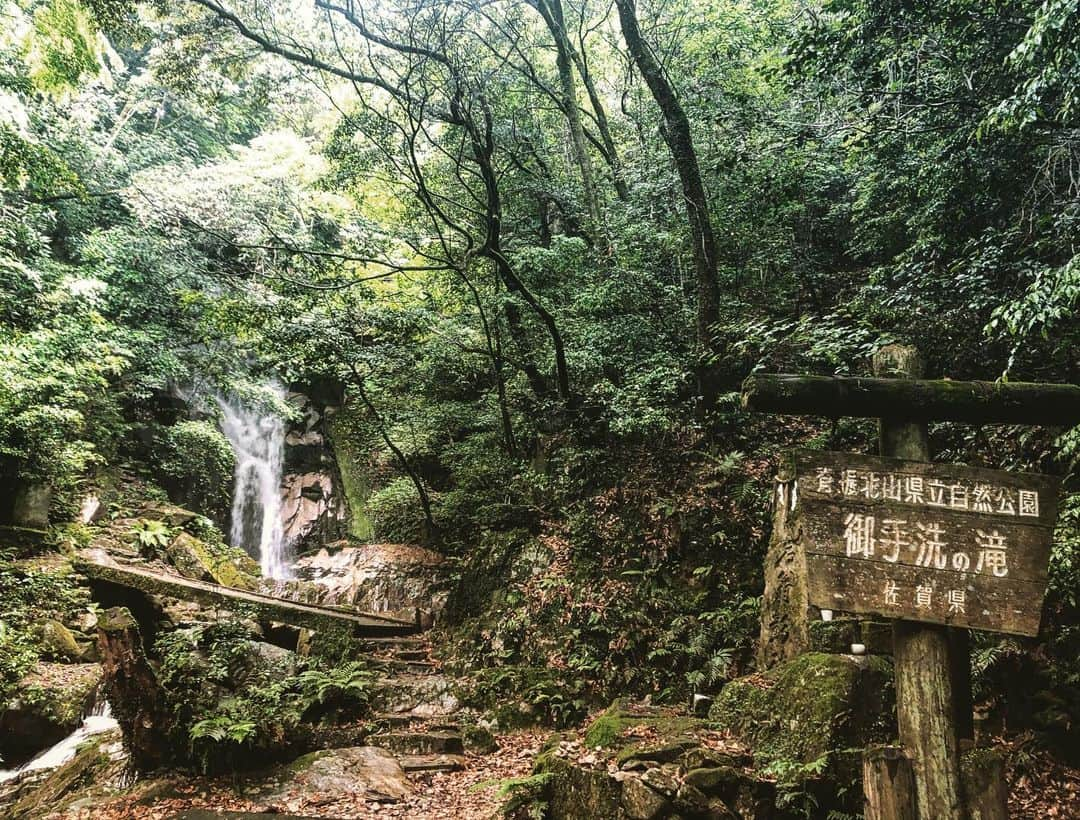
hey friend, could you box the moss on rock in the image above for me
[533,739,622,820]
[165,531,258,590]
[37,619,82,661]
[0,662,103,764]
[709,653,894,767]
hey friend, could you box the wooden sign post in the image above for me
[741,345,1074,820]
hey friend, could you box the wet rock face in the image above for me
[280,391,348,555]
[0,663,103,767]
[292,544,447,620]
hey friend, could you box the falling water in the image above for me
[0,699,117,783]
[217,382,291,579]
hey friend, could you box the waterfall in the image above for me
[0,697,117,783]
[217,382,291,580]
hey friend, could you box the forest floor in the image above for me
[53,731,546,820]
[1003,737,1080,819]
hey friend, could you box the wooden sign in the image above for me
[793,449,1060,637]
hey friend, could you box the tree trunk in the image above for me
[614,0,720,393]
[863,746,917,820]
[348,372,437,537]
[532,0,602,229]
[874,345,965,820]
[96,607,171,772]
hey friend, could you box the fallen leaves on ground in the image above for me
[55,731,546,820]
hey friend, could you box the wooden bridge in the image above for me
[74,552,420,638]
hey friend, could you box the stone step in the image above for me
[372,713,462,733]
[398,753,467,773]
[373,658,437,675]
[389,648,430,661]
[361,636,429,648]
[371,731,464,756]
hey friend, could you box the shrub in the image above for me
[155,420,235,524]
[367,477,428,543]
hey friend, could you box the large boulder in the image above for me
[292,543,446,621]
[709,653,894,767]
[709,652,895,814]
[165,532,258,590]
[250,746,412,813]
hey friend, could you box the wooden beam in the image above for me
[741,373,1080,425]
[863,745,917,820]
[75,552,419,637]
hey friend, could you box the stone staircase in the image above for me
[362,636,468,775]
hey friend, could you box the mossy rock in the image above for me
[0,662,103,765]
[137,502,202,527]
[710,653,894,765]
[37,619,82,661]
[534,736,622,820]
[807,619,859,654]
[165,532,258,591]
[582,699,703,756]
[7,728,125,818]
[710,652,894,812]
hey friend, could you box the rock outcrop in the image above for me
[292,543,446,620]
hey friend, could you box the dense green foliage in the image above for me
[154,613,375,772]
[2,0,1080,765]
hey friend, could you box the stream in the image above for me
[0,698,117,784]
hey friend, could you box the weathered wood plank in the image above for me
[863,745,917,820]
[742,373,1080,425]
[806,554,1043,636]
[75,552,419,637]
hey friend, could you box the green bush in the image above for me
[154,614,375,773]
[367,476,428,543]
[154,420,235,524]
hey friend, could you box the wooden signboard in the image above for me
[793,449,1060,637]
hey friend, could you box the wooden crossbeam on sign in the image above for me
[742,373,1080,425]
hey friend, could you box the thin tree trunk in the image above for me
[566,9,629,201]
[345,362,437,536]
[531,0,602,227]
[614,0,720,398]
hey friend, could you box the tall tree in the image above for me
[614,0,720,401]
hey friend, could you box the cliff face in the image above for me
[281,389,350,556]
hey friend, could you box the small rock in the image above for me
[621,776,672,820]
[683,765,739,796]
[641,766,678,798]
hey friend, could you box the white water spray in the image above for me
[0,699,118,783]
[217,382,291,579]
